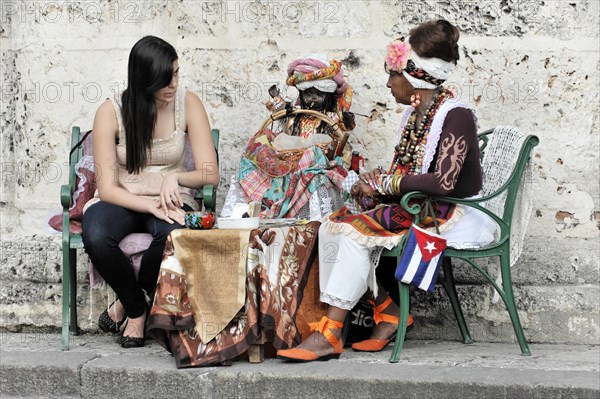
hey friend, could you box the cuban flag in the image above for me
[394,224,447,292]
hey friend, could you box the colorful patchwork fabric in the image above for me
[243,129,295,177]
[238,158,272,202]
[239,129,347,219]
[270,157,347,219]
[327,201,455,238]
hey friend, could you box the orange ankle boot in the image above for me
[277,316,344,362]
[351,297,413,352]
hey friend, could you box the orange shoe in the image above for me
[277,316,344,362]
[351,297,413,352]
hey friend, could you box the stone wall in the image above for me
[1,1,598,344]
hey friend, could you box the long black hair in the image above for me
[121,36,178,173]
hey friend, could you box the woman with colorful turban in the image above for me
[221,54,355,220]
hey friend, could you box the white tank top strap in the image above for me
[109,98,126,143]
[176,89,186,133]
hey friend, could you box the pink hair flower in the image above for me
[385,40,412,72]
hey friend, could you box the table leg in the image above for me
[248,331,268,363]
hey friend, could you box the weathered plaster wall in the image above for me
[1,1,598,344]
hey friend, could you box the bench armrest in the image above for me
[399,190,508,244]
[401,191,503,223]
[202,185,216,212]
[193,184,217,212]
[60,184,72,210]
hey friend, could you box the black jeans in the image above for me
[82,201,192,318]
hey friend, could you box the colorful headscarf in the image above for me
[286,54,352,112]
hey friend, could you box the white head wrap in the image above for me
[402,36,456,90]
[296,79,338,93]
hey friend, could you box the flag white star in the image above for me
[424,241,437,254]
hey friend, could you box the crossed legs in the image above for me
[82,201,190,345]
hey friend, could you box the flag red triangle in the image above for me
[413,225,447,262]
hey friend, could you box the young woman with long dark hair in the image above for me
[82,36,219,348]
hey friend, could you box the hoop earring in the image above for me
[410,92,421,108]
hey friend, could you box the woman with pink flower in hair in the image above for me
[277,19,496,362]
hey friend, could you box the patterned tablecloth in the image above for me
[147,221,326,368]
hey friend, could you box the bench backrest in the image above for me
[477,126,539,265]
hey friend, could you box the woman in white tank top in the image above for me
[82,36,219,348]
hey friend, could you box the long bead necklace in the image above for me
[390,88,452,175]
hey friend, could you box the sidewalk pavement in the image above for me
[0,332,598,399]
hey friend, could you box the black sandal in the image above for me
[98,301,126,333]
[120,334,145,348]
[120,310,147,348]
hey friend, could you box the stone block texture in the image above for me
[1,1,598,344]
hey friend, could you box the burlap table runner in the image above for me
[170,228,251,343]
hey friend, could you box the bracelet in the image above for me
[382,174,393,194]
[389,174,404,196]
[375,174,387,195]
[366,174,388,196]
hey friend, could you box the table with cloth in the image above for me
[146,221,326,368]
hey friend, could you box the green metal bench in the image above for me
[60,126,219,350]
[381,126,539,362]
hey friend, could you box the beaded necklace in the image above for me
[390,88,452,175]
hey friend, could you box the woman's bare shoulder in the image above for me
[95,99,117,118]
[184,89,209,126]
[93,99,119,136]
[184,90,204,108]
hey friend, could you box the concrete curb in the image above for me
[1,334,598,399]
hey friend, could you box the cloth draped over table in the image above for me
[147,222,321,368]
[168,229,250,344]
